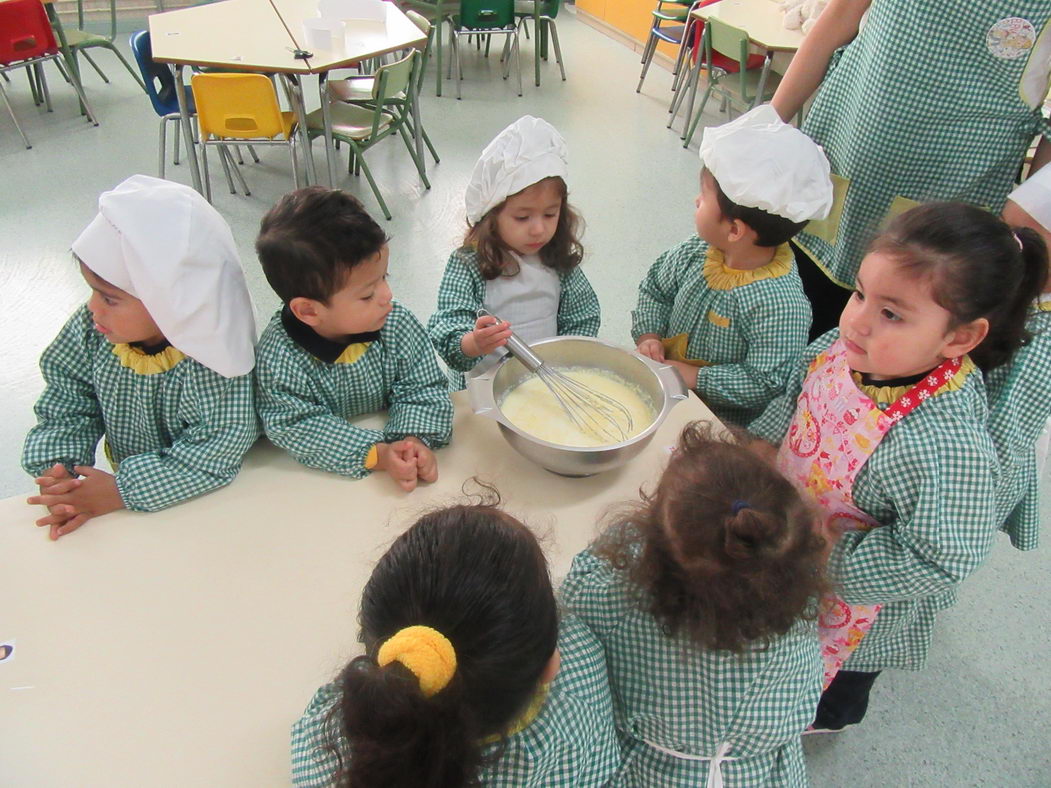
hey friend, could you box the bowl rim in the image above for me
[486,335,680,453]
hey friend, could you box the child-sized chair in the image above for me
[514,0,565,82]
[190,73,299,201]
[129,30,193,178]
[66,0,146,92]
[636,0,694,95]
[450,0,521,100]
[305,50,430,220]
[681,17,778,147]
[0,0,97,149]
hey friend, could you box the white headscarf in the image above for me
[71,175,256,378]
[1008,165,1051,233]
[465,116,569,224]
[699,104,833,223]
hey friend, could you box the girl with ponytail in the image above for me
[290,498,620,787]
[750,201,1047,734]
[561,422,829,787]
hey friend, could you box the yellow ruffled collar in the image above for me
[853,356,976,406]
[1035,294,1051,312]
[111,343,185,375]
[481,683,549,745]
[702,243,793,291]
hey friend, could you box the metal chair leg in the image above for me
[159,116,167,177]
[0,80,31,148]
[217,145,237,194]
[547,19,565,81]
[201,141,213,202]
[173,118,180,165]
[79,49,110,83]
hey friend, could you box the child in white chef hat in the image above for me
[987,167,1051,552]
[23,175,260,540]
[427,115,599,389]
[633,104,833,427]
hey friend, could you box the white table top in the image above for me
[148,0,426,74]
[693,0,805,52]
[1,391,718,786]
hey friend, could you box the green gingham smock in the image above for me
[290,614,621,787]
[631,235,812,426]
[22,306,259,512]
[751,330,1000,672]
[254,303,453,478]
[426,248,600,388]
[984,305,1051,551]
[797,1,1051,287]
[561,547,821,788]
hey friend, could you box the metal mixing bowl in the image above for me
[466,336,689,476]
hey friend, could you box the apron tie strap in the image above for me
[642,739,737,788]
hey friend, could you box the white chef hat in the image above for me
[699,104,833,223]
[71,174,257,378]
[1007,165,1051,233]
[465,115,569,225]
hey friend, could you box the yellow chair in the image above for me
[190,73,299,202]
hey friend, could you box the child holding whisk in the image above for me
[427,116,599,390]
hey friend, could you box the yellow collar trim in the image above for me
[111,343,185,375]
[854,356,976,406]
[481,683,549,745]
[702,243,793,291]
[1035,295,1051,312]
[334,342,372,365]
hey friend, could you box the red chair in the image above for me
[0,0,97,149]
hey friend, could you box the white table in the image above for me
[148,0,427,193]
[1,391,717,786]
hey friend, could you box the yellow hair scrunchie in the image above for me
[376,626,457,698]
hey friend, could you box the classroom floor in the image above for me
[2,9,1049,786]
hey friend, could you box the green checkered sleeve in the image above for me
[115,367,258,512]
[555,267,600,337]
[631,237,699,342]
[290,682,341,787]
[695,281,812,413]
[255,337,384,478]
[22,308,106,477]
[382,310,454,448]
[747,329,836,444]
[832,378,1000,605]
[427,248,487,373]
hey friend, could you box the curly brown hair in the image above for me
[594,422,827,653]
[463,176,584,280]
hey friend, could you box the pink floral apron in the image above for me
[776,340,961,688]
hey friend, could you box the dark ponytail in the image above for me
[595,422,827,653]
[327,501,559,788]
[870,202,1049,370]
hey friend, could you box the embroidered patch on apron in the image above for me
[986,17,1036,61]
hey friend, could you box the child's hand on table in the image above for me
[403,436,438,485]
[462,315,512,358]
[635,335,666,362]
[665,360,700,390]
[375,439,437,492]
[27,465,125,540]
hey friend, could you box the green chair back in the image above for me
[459,0,514,30]
[706,17,756,104]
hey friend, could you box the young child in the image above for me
[427,116,599,389]
[992,169,1051,550]
[561,423,827,786]
[254,187,452,492]
[23,175,260,540]
[633,104,833,427]
[291,499,621,787]
[750,201,1046,730]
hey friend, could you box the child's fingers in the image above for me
[35,512,71,528]
[51,514,89,540]
[39,479,81,496]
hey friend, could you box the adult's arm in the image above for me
[771,0,872,122]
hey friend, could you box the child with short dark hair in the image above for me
[290,499,620,787]
[561,423,827,786]
[751,201,1047,730]
[23,175,260,539]
[633,104,833,427]
[427,116,599,390]
[254,187,452,491]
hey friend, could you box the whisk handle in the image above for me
[476,308,545,373]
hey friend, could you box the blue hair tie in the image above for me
[731,500,750,515]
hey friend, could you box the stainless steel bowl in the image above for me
[466,336,689,476]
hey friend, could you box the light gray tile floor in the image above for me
[1,9,1048,785]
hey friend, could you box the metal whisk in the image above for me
[480,310,636,444]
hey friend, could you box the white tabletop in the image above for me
[693,0,805,52]
[1,391,718,787]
